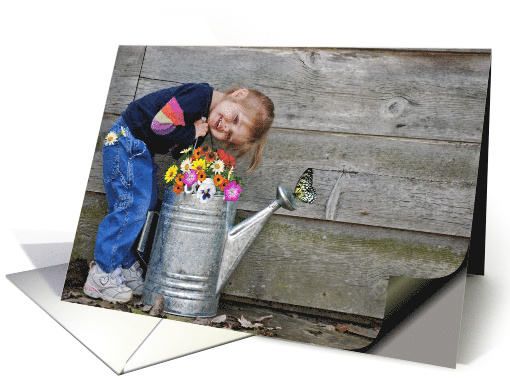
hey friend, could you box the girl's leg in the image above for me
[94,118,154,274]
[120,156,159,269]
[117,157,160,295]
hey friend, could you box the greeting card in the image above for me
[8,46,490,372]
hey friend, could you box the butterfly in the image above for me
[294,168,316,203]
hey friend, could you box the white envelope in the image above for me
[7,258,250,375]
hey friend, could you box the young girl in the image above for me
[83,83,275,303]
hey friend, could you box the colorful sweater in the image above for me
[121,83,213,157]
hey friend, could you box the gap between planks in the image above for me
[98,112,482,147]
[268,125,483,146]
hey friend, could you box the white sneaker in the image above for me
[83,262,133,303]
[122,261,144,296]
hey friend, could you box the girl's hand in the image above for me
[194,118,209,139]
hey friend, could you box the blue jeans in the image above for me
[94,117,158,273]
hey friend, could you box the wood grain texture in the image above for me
[138,46,490,143]
[87,115,479,237]
[103,46,145,114]
[72,192,467,318]
[224,210,466,319]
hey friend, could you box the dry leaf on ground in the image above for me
[238,315,263,329]
[211,314,227,323]
[255,315,273,325]
[193,318,211,325]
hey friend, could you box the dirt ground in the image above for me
[62,258,381,351]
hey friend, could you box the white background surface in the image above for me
[1,1,508,379]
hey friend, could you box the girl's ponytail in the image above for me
[246,133,268,174]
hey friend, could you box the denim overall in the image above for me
[94,117,159,273]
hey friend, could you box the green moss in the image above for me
[130,308,149,316]
[164,314,195,323]
[79,196,109,222]
[261,219,464,274]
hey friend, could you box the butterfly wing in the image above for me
[294,168,317,203]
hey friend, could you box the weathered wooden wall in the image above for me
[72,46,490,319]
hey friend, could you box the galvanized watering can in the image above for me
[141,184,296,317]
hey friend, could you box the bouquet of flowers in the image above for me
[164,145,244,203]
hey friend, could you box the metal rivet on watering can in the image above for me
[142,184,296,317]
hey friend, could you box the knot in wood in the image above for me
[299,51,323,70]
[383,97,407,117]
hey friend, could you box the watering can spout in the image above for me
[216,184,296,295]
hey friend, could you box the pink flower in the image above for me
[183,169,198,186]
[224,181,242,202]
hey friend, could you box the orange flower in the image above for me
[173,183,184,194]
[197,170,207,182]
[213,174,224,186]
[205,151,217,162]
[175,174,184,185]
[219,178,229,191]
[193,147,203,157]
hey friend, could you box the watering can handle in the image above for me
[137,210,159,255]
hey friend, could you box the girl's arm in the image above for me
[151,97,185,136]
[194,118,209,139]
[168,119,209,160]
[151,97,208,140]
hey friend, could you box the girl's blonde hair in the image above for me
[222,88,274,174]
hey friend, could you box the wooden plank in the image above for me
[103,45,146,115]
[214,300,377,349]
[138,46,489,143]
[238,169,476,238]
[224,211,467,318]
[71,192,468,318]
[372,48,490,54]
[87,152,474,238]
[70,192,108,260]
[238,129,479,237]
[244,128,481,183]
[62,287,379,350]
[91,114,481,186]
[85,114,119,192]
[86,116,479,236]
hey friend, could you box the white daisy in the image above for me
[180,146,193,154]
[104,132,119,146]
[212,159,225,175]
[180,158,193,173]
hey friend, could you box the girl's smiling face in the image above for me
[208,92,251,145]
